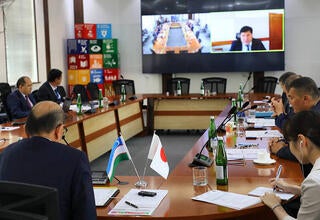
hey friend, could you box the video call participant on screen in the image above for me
[0,101,96,220]
[229,26,266,51]
[7,76,36,120]
[261,111,320,220]
[38,68,66,104]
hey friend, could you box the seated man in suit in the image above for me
[0,101,96,220]
[230,26,266,51]
[7,76,36,120]
[38,68,66,104]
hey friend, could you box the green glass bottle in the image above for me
[215,136,228,185]
[208,116,217,153]
[200,80,204,96]
[76,93,82,115]
[98,89,103,108]
[237,89,243,109]
[231,98,237,122]
[120,84,126,102]
[177,80,182,96]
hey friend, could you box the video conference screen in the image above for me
[141,0,285,74]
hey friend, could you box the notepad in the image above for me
[93,187,119,206]
[248,187,295,200]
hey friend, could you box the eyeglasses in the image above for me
[63,127,68,138]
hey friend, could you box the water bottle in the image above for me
[215,136,228,185]
[200,80,204,96]
[120,84,126,102]
[231,98,237,123]
[98,89,103,108]
[76,93,82,115]
[208,116,218,153]
[176,80,182,96]
[237,89,243,109]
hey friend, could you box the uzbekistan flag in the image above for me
[106,136,132,182]
[150,134,169,179]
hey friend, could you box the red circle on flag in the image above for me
[160,148,167,162]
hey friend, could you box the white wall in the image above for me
[1,0,320,95]
[81,0,320,95]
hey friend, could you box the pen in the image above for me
[125,200,139,208]
[273,165,282,192]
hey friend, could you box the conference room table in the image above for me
[0,93,303,219]
[96,94,303,220]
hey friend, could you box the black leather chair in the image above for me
[86,82,99,100]
[0,82,12,122]
[166,77,190,95]
[31,89,39,103]
[256,76,278,93]
[202,77,227,94]
[112,79,135,96]
[72,84,88,103]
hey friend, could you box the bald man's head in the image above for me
[25,101,64,136]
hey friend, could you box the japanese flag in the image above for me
[149,134,169,179]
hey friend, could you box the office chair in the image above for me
[86,82,99,100]
[202,77,227,94]
[166,77,190,95]
[71,84,89,103]
[112,79,135,96]
[0,181,59,220]
[0,82,12,122]
[31,90,39,103]
[256,76,278,94]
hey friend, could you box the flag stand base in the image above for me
[135,180,148,188]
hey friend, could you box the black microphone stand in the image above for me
[114,176,129,185]
[242,72,252,92]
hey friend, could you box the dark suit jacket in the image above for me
[0,136,96,220]
[38,81,66,104]
[230,38,266,51]
[6,90,36,120]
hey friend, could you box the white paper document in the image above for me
[108,189,168,216]
[93,187,119,206]
[192,190,261,210]
[246,118,275,127]
[248,187,295,200]
[226,148,267,160]
[245,130,282,138]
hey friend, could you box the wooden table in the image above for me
[96,97,303,219]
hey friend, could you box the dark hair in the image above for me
[279,72,296,84]
[240,26,253,34]
[284,74,301,92]
[283,110,320,147]
[288,77,319,100]
[16,76,27,88]
[25,108,64,136]
[48,69,62,82]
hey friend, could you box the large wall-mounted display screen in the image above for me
[141,0,285,73]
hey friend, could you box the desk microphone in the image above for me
[239,104,258,113]
[242,72,252,92]
[216,101,250,132]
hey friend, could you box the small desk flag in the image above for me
[106,136,132,182]
[149,133,169,179]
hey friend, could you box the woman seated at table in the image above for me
[261,110,320,220]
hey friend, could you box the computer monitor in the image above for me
[0,181,59,220]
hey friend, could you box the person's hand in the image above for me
[271,97,284,116]
[260,192,281,209]
[268,138,286,154]
[269,178,290,193]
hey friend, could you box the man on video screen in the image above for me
[230,26,266,51]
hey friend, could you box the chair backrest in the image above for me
[72,84,88,103]
[166,77,190,95]
[256,76,278,93]
[202,77,227,94]
[0,181,59,220]
[0,83,12,122]
[32,90,39,103]
[86,82,99,100]
[112,79,135,96]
